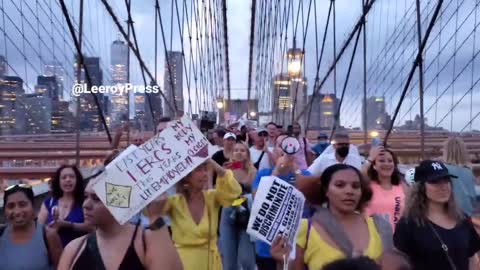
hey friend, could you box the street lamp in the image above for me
[249,111,257,118]
[287,47,304,78]
[216,98,224,109]
[370,130,379,138]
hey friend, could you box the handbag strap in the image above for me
[427,221,457,270]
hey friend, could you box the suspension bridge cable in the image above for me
[329,24,363,140]
[98,0,176,114]
[155,1,179,115]
[384,0,444,145]
[222,0,231,103]
[58,0,112,143]
[296,0,377,122]
[291,0,313,122]
[126,0,156,129]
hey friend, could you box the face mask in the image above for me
[336,146,349,158]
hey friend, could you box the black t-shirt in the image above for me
[211,150,228,187]
[212,150,228,166]
[394,216,480,270]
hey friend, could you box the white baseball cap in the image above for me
[223,132,237,140]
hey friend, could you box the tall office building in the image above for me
[270,74,307,127]
[74,56,105,131]
[0,56,7,76]
[163,51,183,118]
[19,93,52,134]
[0,76,24,135]
[44,61,65,100]
[306,93,339,130]
[110,39,129,127]
[272,73,291,126]
[290,77,307,128]
[363,96,390,130]
[51,100,74,133]
[145,81,163,130]
[36,75,60,100]
[318,94,339,129]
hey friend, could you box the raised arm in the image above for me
[44,226,63,268]
[37,202,49,224]
[145,228,183,270]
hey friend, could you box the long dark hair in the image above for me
[50,165,84,206]
[367,149,401,185]
[318,164,373,211]
[403,181,464,225]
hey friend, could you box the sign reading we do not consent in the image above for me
[91,116,216,225]
[247,176,305,252]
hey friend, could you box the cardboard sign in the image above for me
[91,116,216,224]
[247,176,305,253]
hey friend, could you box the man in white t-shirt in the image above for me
[307,132,363,177]
[250,128,275,170]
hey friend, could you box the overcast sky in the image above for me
[1,0,479,131]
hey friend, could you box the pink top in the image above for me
[365,182,405,231]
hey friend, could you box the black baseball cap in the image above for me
[414,160,457,183]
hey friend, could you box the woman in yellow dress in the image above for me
[147,159,242,270]
[270,164,392,270]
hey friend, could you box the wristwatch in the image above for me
[147,217,166,231]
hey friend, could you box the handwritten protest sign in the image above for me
[91,116,216,224]
[247,176,305,256]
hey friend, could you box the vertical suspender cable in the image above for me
[74,0,83,166]
[415,0,426,159]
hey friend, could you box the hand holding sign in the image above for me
[91,116,217,225]
[247,176,305,260]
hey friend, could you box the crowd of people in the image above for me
[1,118,480,270]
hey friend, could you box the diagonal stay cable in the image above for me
[58,0,112,143]
[98,0,176,114]
[295,0,377,122]
[384,0,444,145]
[329,23,363,141]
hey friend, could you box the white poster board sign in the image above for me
[91,116,216,224]
[247,176,305,254]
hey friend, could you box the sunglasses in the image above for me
[335,143,350,147]
[4,183,32,192]
[258,132,268,137]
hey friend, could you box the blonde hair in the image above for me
[443,137,470,166]
[231,141,256,175]
[403,181,464,226]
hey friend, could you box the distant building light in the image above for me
[375,97,384,102]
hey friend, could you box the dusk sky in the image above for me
[1,0,479,131]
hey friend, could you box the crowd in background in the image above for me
[1,118,480,270]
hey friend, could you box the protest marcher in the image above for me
[442,137,477,216]
[212,132,236,167]
[307,133,363,177]
[250,127,275,170]
[145,159,242,270]
[394,160,480,270]
[37,165,92,247]
[0,184,63,269]
[289,122,314,169]
[312,133,330,157]
[219,142,257,270]
[363,147,407,230]
[270,164,392,270]
[252,135,312,270]
[57,178,182,270]
[266,122,279,148]
[212,129,227,147]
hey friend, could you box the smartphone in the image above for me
[225,161,243,170]
[372,138,382,146]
